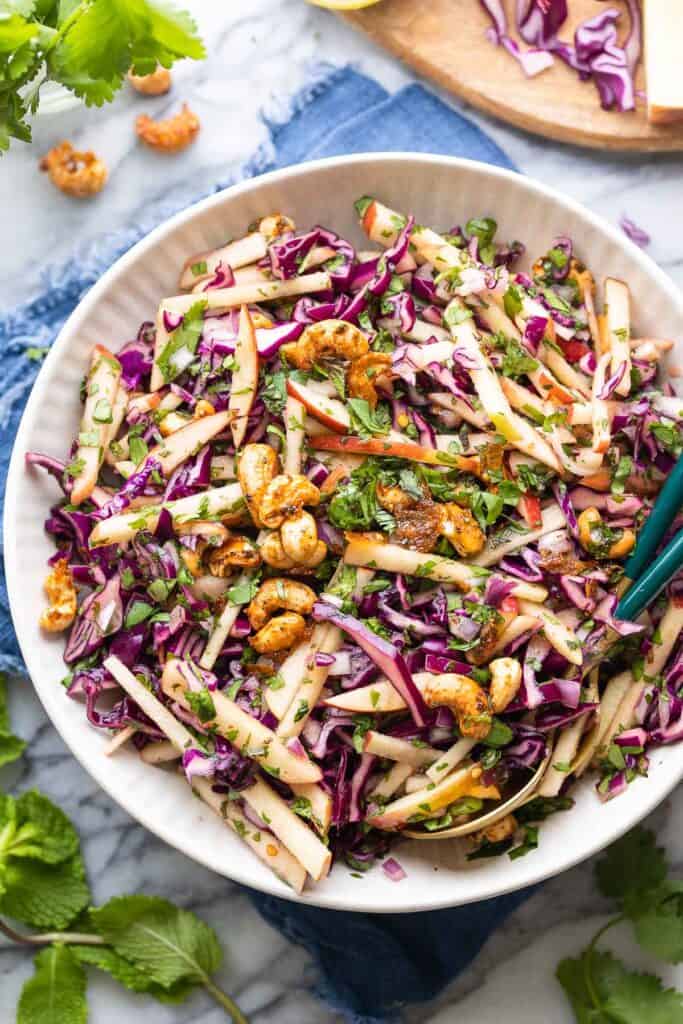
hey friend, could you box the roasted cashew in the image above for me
[261,531,296,570]
[247,579,317,630]
[39,559,77,632]
[194,399,216,419]
[438,503,485,557]
[422,674,492,740]
[280,510,320,563]
[471,814,517,847]
[376,483,419,513]
[577,507,635,560]
[176,522,229,541]
[251,612,307,654]
[298,540,328,568]
[179,543,205,578]
[280,319,369,370]
[489,658,522,713]
[607,530,636,559]
[128,66,171,95]
[258,474,321,529]
[260,530,327,571]
[40,142,107,198]
[347,352,392,409]
[259,214,295,240]
[568,260,595,302]
[136,103,200,152]
[208,536,261,574]
[237,444,280,526]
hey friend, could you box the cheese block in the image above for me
[645,0,683,124]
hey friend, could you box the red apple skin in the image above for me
[285,378,350,435]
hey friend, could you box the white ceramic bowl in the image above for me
[5,154,683,912]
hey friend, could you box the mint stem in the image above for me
[203,977,250,1024]
[0,919,106,947]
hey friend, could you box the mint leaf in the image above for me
[90,894,222,990]
[0,732,26,766]
[0,674,26,766]
[18,945,87,1024]
[13,790,80,865]
[0,852,90,929]
[595,828,668,905]
[71,944,193,1003]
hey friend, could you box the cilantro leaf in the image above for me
[595,828,668,905]
[90,894,222,990]
[600,962,683,1023]
[155,299,206,384]
[466,216,497,264]
[628,881,683,964]
[17,945,87,1024]
[185,688,216,724]
[503,285,522,319]
[52,0,204,105]
[559,949,683,1024]
[261,369,287,414]
[501,338,538,379]
[347,397,390,437]
[651,421,683,459]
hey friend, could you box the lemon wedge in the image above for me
[306,0,382,9]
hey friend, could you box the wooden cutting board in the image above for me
[340,0,683,152]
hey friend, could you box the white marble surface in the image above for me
[1,2,682,1021]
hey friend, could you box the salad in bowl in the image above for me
[25,191,683,895]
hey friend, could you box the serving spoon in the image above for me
[402,749,552,841]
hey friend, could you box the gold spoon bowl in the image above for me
[402,749,552,841]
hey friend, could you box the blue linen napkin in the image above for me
[0,66,529,1023]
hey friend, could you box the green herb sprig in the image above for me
[557,827,683,1022]
[0,0,205,152]
[0,673,248,1023]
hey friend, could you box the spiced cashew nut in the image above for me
[280,319,369,370]
[247,579,317,654]
[489,658,522,713]
[39,559,77,632]
[40,142,108,198]
[577,507,635,560]
[258,474,321,529]
[347,352,393,409]
[237,444,280,526]
[136,103,200,152]
[422,673,492,740]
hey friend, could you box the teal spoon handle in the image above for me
[616,529,683,621]
[623,455,683,583]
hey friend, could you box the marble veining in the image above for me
[1,1,682,1020]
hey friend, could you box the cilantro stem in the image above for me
[583,914,625,1012]
[48,1,87,50]
[0,918,106,947]
[203,977,251,1024]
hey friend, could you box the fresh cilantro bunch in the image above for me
[0,674,248,1023]
[0,0,205,151]
[557,827,683,1022]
